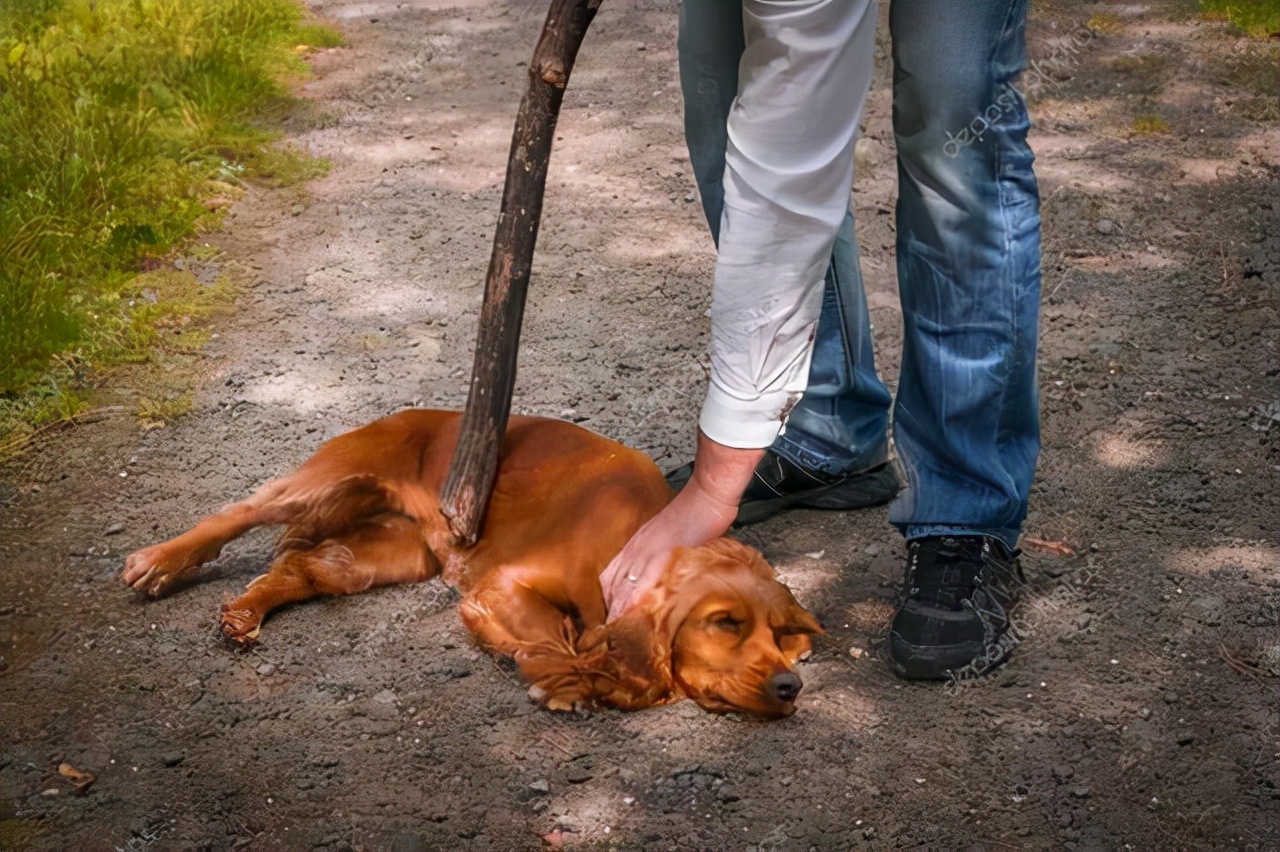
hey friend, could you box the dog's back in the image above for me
[242,408,672,594]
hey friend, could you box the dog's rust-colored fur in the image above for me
[122,410,822,717]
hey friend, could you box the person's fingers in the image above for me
[605,576,634,623]
[600,556,624,606]
[602,559,629,613]
[603,538,671,623]
[602,547,641,616]
[604,552,649,622]
[605,585,633,623]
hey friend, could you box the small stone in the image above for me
[161,752,185,767]
[1095,219,1117,235]
[1070,786,1092,799]
[528,779,550,794]
[1176,731,1195,746]
[255,663,275,676]
[105,523,125,536]
[848,646,867,660]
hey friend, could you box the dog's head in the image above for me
[569,538,822,718]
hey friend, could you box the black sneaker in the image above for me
[665,450,899,526]
[887,535,1026,681]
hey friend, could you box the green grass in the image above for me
[0,0,340,441]
[1130,113,1172,135]
[1199,0,1280,36]
[0,263,242,459]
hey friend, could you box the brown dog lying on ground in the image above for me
[122,410,822,717]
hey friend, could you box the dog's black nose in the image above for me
[769,672,803,703]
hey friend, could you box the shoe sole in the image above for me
[885,635,980,680]
[886,630,1017,681]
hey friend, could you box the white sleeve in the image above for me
[698,0,878,449]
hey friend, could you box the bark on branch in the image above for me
[439,0,602,546]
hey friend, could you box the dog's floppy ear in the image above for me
[576,542,745,707]
[517,560,686,712]
[544,548,722,711]
[575,595,681,710]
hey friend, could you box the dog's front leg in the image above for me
[460,576,597,711]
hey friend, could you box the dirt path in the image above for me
[2,1,1277,849]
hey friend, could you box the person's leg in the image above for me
[885,0,1042,679]
[677,0,743,245]
[888,0,1041,547]
[676,0,895,522]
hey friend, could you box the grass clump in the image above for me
[0,0,340,434]
[0,262,241,459]
[1199,0,1280,37]
[1087,13,1124,34]
[1130,113,1172,135]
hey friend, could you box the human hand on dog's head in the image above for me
[601,434,763,621]
[599,486,732,621]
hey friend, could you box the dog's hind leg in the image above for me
[123,465,407,598]
[220,513,439,644]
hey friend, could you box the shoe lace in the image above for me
[907,537,986,611]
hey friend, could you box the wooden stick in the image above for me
[440,0,602,546]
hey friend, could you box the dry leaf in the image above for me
[57,763,96,795]
[1022,537,1077,557]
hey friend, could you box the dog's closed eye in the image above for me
[707,611,746,633]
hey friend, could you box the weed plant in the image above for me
[0,0,339,434]
[1198,0,1280,37]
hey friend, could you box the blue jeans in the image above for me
[679,0,1041,547]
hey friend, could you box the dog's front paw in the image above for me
[527,683,593,714]
[123,545,187,598]
[519,652,597,712]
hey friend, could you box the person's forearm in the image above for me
[688,430,765,521]
[699,0,878,451]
